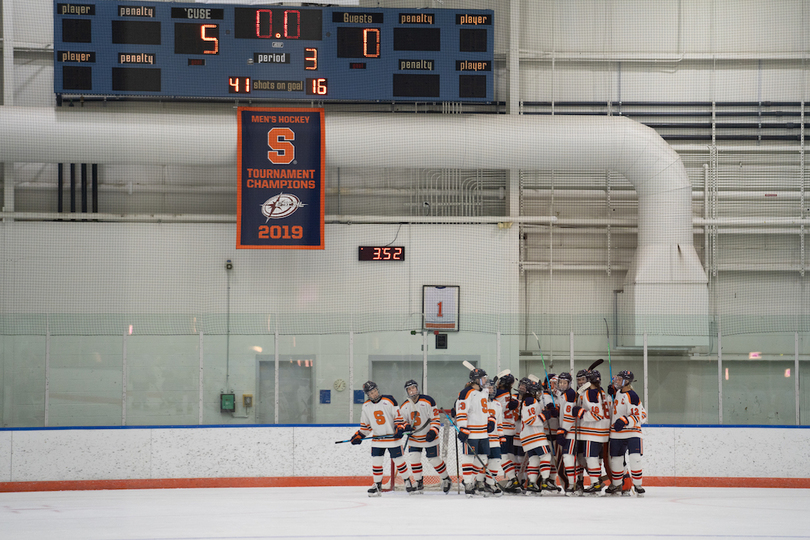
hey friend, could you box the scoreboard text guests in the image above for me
[54,1,494,102]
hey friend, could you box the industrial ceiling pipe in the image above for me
[0,107,708,346]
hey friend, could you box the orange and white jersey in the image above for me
[519,396,550,452]
[495,388,519,436]
[456,385,490,440]
[609,389,647,440]
[399,394,441,448]
[539,390,559,433]
[359,395,404,448]
[486,399,504,447]
[575,387,610,443]
[558,387,579,440]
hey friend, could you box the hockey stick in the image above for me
[454,425,461,494]
[443,412,489,473]
[603,318,613,382]
[335,435,371,444]
[531,332,556,407]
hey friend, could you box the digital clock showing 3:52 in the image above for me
[358,246,405,261]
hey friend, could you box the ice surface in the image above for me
[1,485,808,539]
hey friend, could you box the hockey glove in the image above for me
[545,404,559,418]
[458,428,470,443]
[556,428,567,443]
[394,423,411,439]
[613,416,628,431]
[350,432,364,445]
[607,384,617,397]
[499,437,507,444]
[571,405,583,418]
[426,428,438,442]
[487,416,496,433]
[506,399,519,410]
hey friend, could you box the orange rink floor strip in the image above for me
[1,476,809,493]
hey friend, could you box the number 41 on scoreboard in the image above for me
[423,285,460,332]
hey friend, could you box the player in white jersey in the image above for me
[350,381,416,496]
[605,370,648,496]
[494,371,521,493]
[399,379,452,493]
[519,379,555,494]
[539,375,562,492]
[478,379,504,496]
[571,369,610,495]
[556,372,581,495]
[455,368,492,497]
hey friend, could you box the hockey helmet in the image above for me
[616,370,635,388]
[557,372,573,391]
[363,380,381,402]
[469,367,488,386]
[587,369,602,385]
[404,379,420,399]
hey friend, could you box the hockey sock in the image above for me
[461,454,476,485]
[427,456,450,479]
[371,454,385,483]
[409,452,424,481]
[562,453,577,486]
[628,453,643,486]
[392,455,410,482]
[487,457,502,482]
[527,455,540,482]
[538,454,552,480]
[585,457,601,486]
[609,456,625,485]
[502,454,517,478]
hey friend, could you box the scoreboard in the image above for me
[54,1,494,102]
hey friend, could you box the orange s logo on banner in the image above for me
[267,127,295,165]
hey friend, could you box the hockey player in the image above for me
[399,379,452,493]
[556,372,581,495]
[605,370,647,496]
[519,379,556,494]
[539,374,562,492]
[571,370,610,495]
[494,371,521,493]
[455,368,492,497]
[479,379,504,496]
[350,381,415,497]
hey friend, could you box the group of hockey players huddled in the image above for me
[348,363,647,498]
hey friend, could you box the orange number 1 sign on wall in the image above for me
[423,285,460,332]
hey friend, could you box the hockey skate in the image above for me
[416,479,424,492]
[367,482,382,497]
[404,478,419,495]
[633,485,646,497]
[463,481,477,498]
[474,481,490,497]
[582,481,604,496]
[482,482,503,497]
[541,479,561,493]
[605,483,623,496]
[573,479,585,497]
[502,477,522,494]
[524,481,542,496]
[564,485,578,497]
[440,477,452,494]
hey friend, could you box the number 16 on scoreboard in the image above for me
[423,285,460,332]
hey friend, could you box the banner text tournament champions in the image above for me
[237,108,325,249]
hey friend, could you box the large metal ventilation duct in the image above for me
[0,107,708,346]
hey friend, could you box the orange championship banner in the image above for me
[236,107,325,249]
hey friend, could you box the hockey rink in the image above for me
[1,485,808,540]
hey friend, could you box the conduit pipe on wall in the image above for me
[0,107,708,346]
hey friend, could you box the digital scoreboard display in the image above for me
[54,2,494,102]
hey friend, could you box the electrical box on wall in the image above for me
[220,393,235,412]
[436,333,448,349]
[243,394,253,408]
